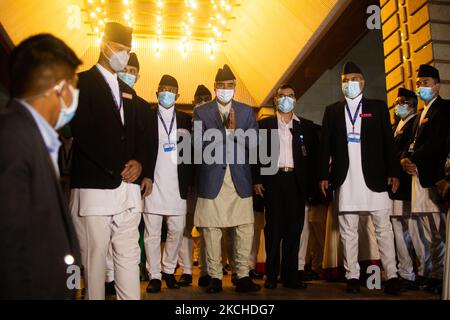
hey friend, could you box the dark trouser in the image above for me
[264,171,305,284]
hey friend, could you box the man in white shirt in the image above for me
[254,84,318,289]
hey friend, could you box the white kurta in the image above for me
[338,95,391,212]
[143,105,186,216]
[411,97,441,214]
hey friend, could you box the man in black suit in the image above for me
[69,22,146,300]
[318,62,401,295]
[142,75,193,294]
[0,34,81,299]
[401,65,449,294]
[254,84,318,289]
[389,88,424,290]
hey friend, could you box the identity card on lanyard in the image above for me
[158,110,176,152]
[345,101,362,143]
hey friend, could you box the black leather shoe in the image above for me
[231,273,238,286]
[236,276,261,293]
[105,281,116,295]
[399,277,418,291]
[423,278,442,294]
[264,280,277,289]
[384,277,401,295]
[177,274,193,287]
[283,281,308,289]
[206,278,223,293]
[346,278,360,294]
[146,279,162,293]
[162,272,180,289]
[198,274,212,287]
[249,269,264,280]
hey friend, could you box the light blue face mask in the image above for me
[55,84,79,130]
[417,87,435,102]
[277,96,295,113]
[118,72,137,88]
[395,104,410,119]
[342,81,362,99]
[158,91,176,109]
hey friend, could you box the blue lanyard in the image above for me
[157,109,176,143]
[345,101,362,133]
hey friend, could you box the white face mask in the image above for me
[216,89,234,104]
[54,83,79,130]
[342,81,362,99]
[103,43,130,72]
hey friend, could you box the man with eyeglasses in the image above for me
[400,65,450,294]
[69,22,147,300]
[253,84,318,289]
[318,62,401,295]
[193,64,260,293]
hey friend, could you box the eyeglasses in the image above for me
[277,94,295,99]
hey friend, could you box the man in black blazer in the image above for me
[141,75,193,294]
[318,62,401,295]
[389,88,424,290]
[102,52,152,295]
[401,65,450,293]
[69,22,146,300]
[0,34,81,299]
[254,84,318,289]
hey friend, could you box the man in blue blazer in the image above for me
[193,64,260,293]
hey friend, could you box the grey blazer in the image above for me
[193,99,258,199]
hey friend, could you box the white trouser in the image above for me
[298,207,310,270]
[339,210,398,280]
[71,209,141,300]
[391,217,415,281]
[143,214,185,280]
[420,213,446,279]
[249,211,265,270]
[202,224,254,279]
[407,216,432,277]
[178,236,193,275]
[198,229,208,277]
[105,244,114,283]
[221,228,236,272]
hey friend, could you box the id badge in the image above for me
[301,145,307,157]
[347,132,361,143]
[163,143,176,152]
[408,142,415,153]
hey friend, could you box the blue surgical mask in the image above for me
[118,72,137,88]
[395,104,410,119]
[158,91,176,109]
[216,89,234,104]
[417,87,435,102]
[55,84,79,130]
[342,81,362,99]
[277,96,295,113]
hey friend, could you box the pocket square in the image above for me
[360,113,373,118]
[122,92,133,100]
